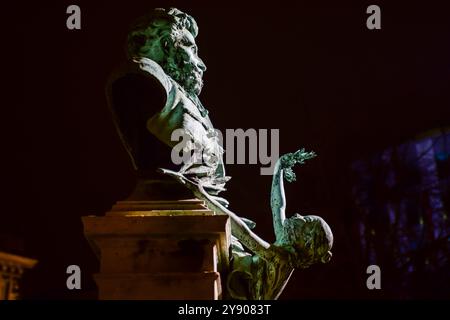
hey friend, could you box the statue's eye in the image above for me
[182,39,193,47]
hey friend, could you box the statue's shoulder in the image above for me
[131,57,173,95]
[106,58,173,123]
[107,57,172,99]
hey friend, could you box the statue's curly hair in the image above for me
[126,7,198,59]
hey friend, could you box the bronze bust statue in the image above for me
[107,8,229,202]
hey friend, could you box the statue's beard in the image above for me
[163,56,204,96]
[184,70,204,96]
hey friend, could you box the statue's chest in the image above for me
[168,89,212,136]
[147,84,222,156]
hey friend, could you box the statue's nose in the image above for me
[197,58,207,72]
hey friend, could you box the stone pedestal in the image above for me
[82,199,230,300]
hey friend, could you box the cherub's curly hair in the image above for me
[283,214,333,265]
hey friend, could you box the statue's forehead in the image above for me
[180,28,196,44]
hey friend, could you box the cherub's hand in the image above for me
[279,152,298,170]
[279,149,316,182]
[280,149,316,169]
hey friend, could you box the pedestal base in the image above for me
[82,199,230,300]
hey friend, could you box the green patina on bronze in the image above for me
[108,8,228,202]
[110,7,334,300]
[127,7,205,98]
[162,149,333,300]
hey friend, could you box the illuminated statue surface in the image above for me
[162,150,333,300]
[108,8,333,299]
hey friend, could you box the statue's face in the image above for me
[168,29,206,95]
[283,215,333,268]
[137,26,206,96]
[128,9,205,96]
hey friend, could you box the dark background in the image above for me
[3,0,450,299]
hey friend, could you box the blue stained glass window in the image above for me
[351,129,450,297]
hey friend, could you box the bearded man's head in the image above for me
[127,8,206,96]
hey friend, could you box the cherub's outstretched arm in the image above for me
[271,159,287,242]
[271,150,317,242]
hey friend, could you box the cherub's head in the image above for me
[127,8,206,96]
[280,214,333,268]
